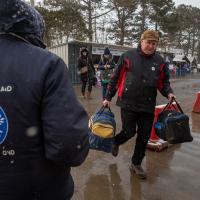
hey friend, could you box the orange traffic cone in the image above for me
[192,92,200,113]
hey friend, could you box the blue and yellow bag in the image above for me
[88,106,116,152]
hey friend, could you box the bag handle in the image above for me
[162,99,176,111]
[171,97,184,113]
[162,97,184,114]
[95,106,112,118]
[99,105,112,114]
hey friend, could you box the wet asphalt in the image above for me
[71,73,200,200]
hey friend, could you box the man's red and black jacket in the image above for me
[106,47,173,114]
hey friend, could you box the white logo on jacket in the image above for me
[0,86,12,92]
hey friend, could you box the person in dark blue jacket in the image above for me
[0,1,89,199]
[98,47,116,100]
[77,47,95,99]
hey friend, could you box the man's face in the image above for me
[141,39,158,55]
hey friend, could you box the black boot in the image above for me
[130,163,147,179]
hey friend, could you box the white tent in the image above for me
[173,55,186,62]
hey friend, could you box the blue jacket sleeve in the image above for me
[42,57,89,167]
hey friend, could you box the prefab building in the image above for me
[49,41,133,84]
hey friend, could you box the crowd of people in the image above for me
[0,0,176,199]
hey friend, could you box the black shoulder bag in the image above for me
[155,98,193,144]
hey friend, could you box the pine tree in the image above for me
[106,0,138,45]
[37,0,88,45]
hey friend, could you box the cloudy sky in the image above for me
[173,0,200,8]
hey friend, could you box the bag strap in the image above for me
[162,97,184,114]
[162,99,176,111]
[171,97,184,113]
[96,106,112,118]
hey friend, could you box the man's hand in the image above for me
[103,99,111,107]
[168,93,176,101]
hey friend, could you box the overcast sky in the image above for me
[173,0,200,8]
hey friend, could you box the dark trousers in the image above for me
[80,73,93,94]
[115,108,154,165]
[101,82,108,99]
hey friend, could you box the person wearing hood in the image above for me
[0,0,89,199]
[77,47,95,99]
[98,47,116,99]
[103,30,175,179]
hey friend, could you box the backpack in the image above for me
[88,106,116,152]
[155,98,193,144]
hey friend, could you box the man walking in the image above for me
[103,30,175,179]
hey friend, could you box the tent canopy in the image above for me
[173,55,186,62]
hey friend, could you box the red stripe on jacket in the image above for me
[117,58,130,98]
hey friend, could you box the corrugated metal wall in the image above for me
[49,41,131,84]
[49,44,68,66]
[49,43,81,84]
[49,43,90,84]
[68,43,92,84]
[68,43,80,84]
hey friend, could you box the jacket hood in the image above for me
[80,47,89,57]
[0,0,45,48]
[80,47,88,54]
[104,47,110,55]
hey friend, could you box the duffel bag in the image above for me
[88,106,116,152]
[155,98,193,144]
[88,131,114,153]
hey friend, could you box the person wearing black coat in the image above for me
[0,1,89,199]
[103,30,175,179]
[77,47,95,99]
